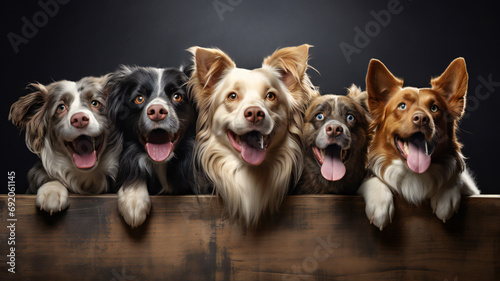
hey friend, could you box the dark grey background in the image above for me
[2,0,499,193]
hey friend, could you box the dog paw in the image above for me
[365,195,394,231]
[431,187,461,223]
[117,183,151,228]
[36,181,70,214]
[359,177,394,231]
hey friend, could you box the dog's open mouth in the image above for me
[395,132,436,174]
[313,144,348,181]
[64,135,104,169]
[227,130,272,165]
[141,129,179,162]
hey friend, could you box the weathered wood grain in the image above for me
[1,195,499,280]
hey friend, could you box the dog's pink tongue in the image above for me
[73,138,97,169]
[146,142,172,162]
[241,142,266,165]
[407,136,431,174]
[321,145,346,181]
[73,151,97,169]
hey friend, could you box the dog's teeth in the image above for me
[425,141,429,155]
[404,142,409,155]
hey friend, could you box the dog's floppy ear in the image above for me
[181,63,194,79]
[430,57,468,119]
[105,65,135,123]
[262,44,311,91]
[9,83,49,153]
[366,59,403,119]
[188,47,235,89]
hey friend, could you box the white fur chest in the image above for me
[373,158,457,204]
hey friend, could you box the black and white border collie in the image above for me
[9,76,120,213]
[106,65,196,228]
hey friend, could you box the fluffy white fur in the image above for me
[117,182,151,228]
[189,45,318,225]
[359,157,479,230]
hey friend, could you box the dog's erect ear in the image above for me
[262,44,311,90]
[431,58,468,119]
[188,47,235,89]
[9,83,48,153]
[366,59,403,119]
[347,84,372,123]
[347,84,369,112]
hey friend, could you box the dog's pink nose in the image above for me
[413,112,429,127]
[147,105,168,121]
[244,107,265,123]
[326,124,343,137]
[71,113,90,128]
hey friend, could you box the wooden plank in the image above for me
[1,195,499,280]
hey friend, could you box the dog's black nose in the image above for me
[147,105,168,121]
[71,113,90,128]
[412,112,429,127]
[326,124,343,137]
[244,107,265,123]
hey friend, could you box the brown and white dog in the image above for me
[9,76,120,213]
[188,45,319,226]
[358,58,480,230]
[296,85,371,194]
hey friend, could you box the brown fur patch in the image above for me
[296,85,371,194]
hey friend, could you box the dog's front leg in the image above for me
[117,182,151,228]
[358,177,394,230]
[36,181,70,214]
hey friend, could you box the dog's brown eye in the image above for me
[227,92,238,101]
[398,103,407,110]
[430,104,439,113]
[134,95,145,104]
[56,104,67,114]
[173,94,183,102]
[266,92,276,101]
[91,100,101,108]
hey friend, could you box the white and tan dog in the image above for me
[189,45,319,225]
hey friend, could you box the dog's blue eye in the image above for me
[91,100,101,108]
[398,103,407,110]
[430,104,439,113]
[347,114,355,122]
[316,114,324,121]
